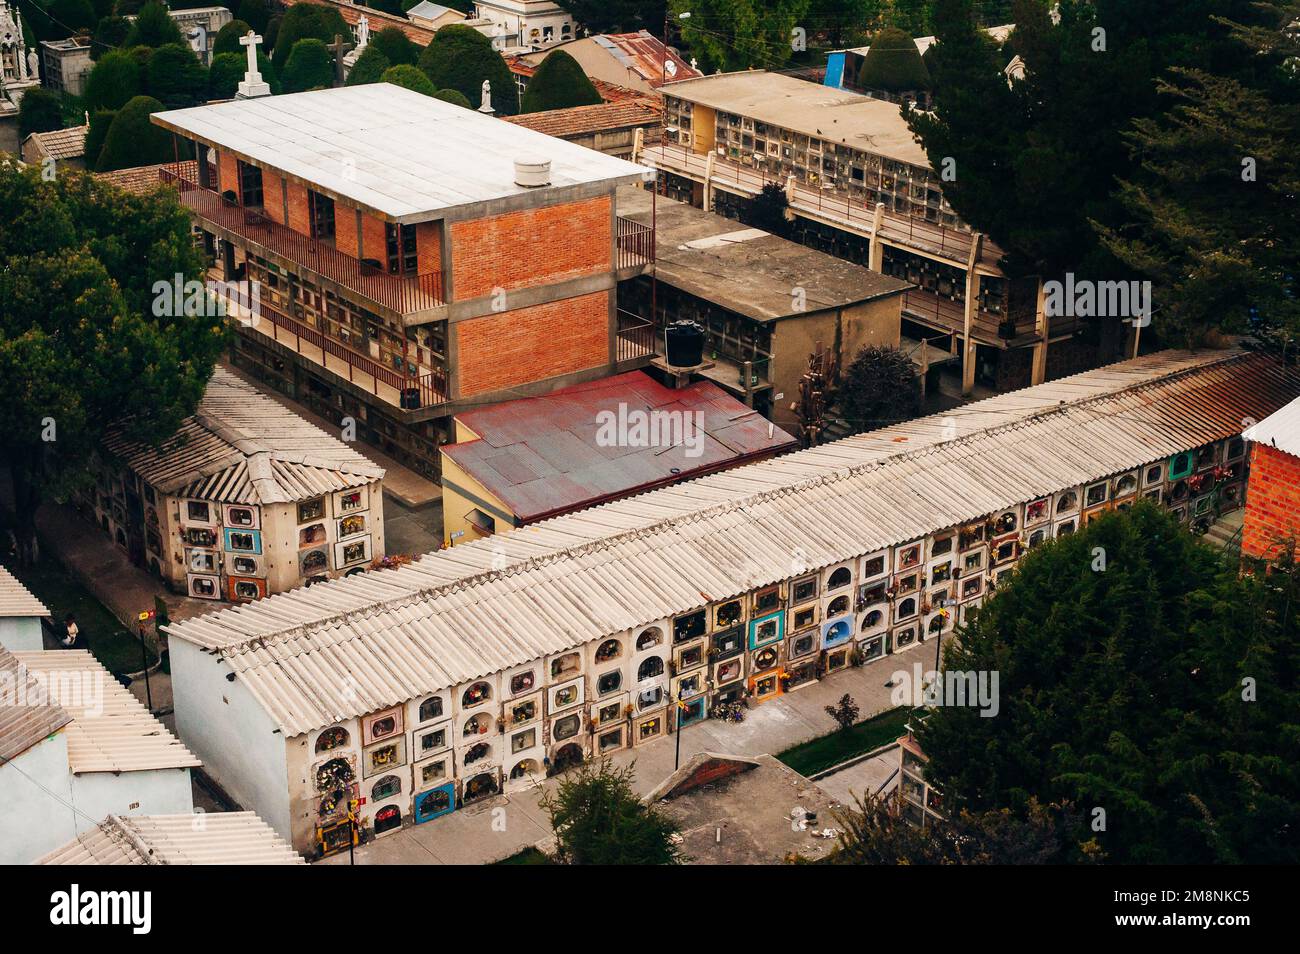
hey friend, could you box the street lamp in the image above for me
[663,11,691,87]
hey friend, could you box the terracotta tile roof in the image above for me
[502,99,661,139]
[25,125,88,161]
[94,160,199,195]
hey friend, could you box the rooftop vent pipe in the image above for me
[514,157,551,187]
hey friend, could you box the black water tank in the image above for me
[665,320,704,368]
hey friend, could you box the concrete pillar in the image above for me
[632,125,644,164]
[1031,277,1048,385]
[703,151,715,212]
[868,203,885,272]
[961,234,983,396]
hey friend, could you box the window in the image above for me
[553,714,581,740]
[419,726,447,753]
[636,627,663,650]
[385,222,417,275]
[1084,481,1108,508]
[792,605,817,630]
[862,609,885,630]
[827,567,852,590]
[228,532,256,552]
[339,514,366,537]
[462,682,491,707]
[931,564,951,585]
[597,670,622,695]
[598,727,623,752]
[753,646,779,671]
[308,189,335,241]
[234,580,260,600]
[712,628,742,657]
[315,726,349,753]
[897,597,918,620]
[372,775,401,801]
[299,498,325,523]
[187,501,210,523]
[792,575,818,603]
[595,639,621,663]
[827,595,850,617]
[510,671,535,695]
[1055,491,1078,514]
[753,585,781,613]
[464,742,491,766]
[673,610,706,642]
[791,632,816,657]
[511,728,536,753]
[234,556,257,575]
[863,555,886,578]
[511,699,537,724]
[638,687,663,711]
[227,506,255,527]
[463,713,492,738]
[418,696,443,722]
[637,656,664,681]
[715,600,742,628]
[898,544,921,568]
[237,160,263,208]
[930,536,953,557]
[550,653,579,679]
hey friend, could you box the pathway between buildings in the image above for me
[319,634,949,865]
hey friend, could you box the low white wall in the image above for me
[0,735,79,864]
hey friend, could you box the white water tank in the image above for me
[514,157,551,187]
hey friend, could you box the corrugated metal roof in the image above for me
[104,367,383,505]
[13,651,201,774]
[444,372,797,522]
[166,348,1300,737]
[591,31,703,88]
[36,812,305,865]
[0,565,49,619]
[152,85,650,223]
[1243,394,1300,458]
[0,646,71,763]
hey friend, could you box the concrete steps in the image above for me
[1202,507,1245,552]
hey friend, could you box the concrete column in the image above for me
[1031,277,1048,385]
[868,203,885,272]
[961,234,983,396]
[632,126,644,164]
[703,151,715,212]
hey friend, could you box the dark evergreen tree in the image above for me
[381,63,436,96]
[125,0,184,47]
[539,761,683,865]
[95,94,181,171]
[281,37,334,93]
[432,88,470,108]
[18,87,64,138]
[82,108,116,168]
[857,26,930,91]
[271,2,348,72]
[369,25,418,66]
[417,23,517,115]
[344,45,390,86]
[145,42,207,108]
[90,14,130,60]
[235,0,270,33]
[211,18,252,58]
[835,344,921,432]
[83,48,143,110]
[520,49,601,112]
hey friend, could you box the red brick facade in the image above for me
[451,196,612,300]
[1243,442,1300,560]
[456,292,609,397]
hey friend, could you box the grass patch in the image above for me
[10,555,158,674]
[777,706,911,777]
[494,846,551,865]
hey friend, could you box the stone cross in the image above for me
[329,33,352,87]
[237,30,271,99]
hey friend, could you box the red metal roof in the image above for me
[443,372,797,524]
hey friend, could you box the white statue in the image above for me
[356,15,370,50]
[478,79,494,114]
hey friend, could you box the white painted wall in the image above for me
[70,768,193,827]
[0,733,79,864]
[0,616,45,652]
[170,638,291,839]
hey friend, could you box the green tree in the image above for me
[835,345,920,432]
[281,37,334,93]
[207,51,245,99]
[18,88,64,138]
[145,42,208,108]
[417,23,517,115]
[235,0,270,33]
[344,45,390,86]
[46,0,97,34]
[433,88,470,108]
[671,0,810,74]
[539,761,684,865]
[381,63,436,96]
[90,14,130,60]
[917,503,1300,864]
[83,48,143,110]
[95,94,181,171]
[125,0,185,47]
[824,693,860,731]
[0,163,226,564]
[857,26,930,91]
[884,0,931,33]
[1095,3,1300,348]
[370,25,418,66]
[520,49,601,112]
[82,108,116,168]
[552,0,665,34]
[271,2,349,72]
[264,13,281,50]
[811,0,882,48]
[746,182,791,237]
[211,18,253,58]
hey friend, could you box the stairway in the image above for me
[1202,508,1245,554]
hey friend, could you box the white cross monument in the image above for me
[237,30,272,99]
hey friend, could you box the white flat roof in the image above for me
[1243,394,1300,458]
[152,85,650,222]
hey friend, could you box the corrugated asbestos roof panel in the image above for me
[165,349,1300,736]
[36,812,304,865]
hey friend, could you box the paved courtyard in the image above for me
[321,633,947,865]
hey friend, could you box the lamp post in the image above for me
[662,11,691,87]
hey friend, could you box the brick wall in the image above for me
[217,149,238,196]
[335,206,358,257]
[263,173,285,224]
[451,195,612,301]
[456,291,608,397]
[1243,442,1300,560]
[417,221,441,276]
[287,182,310,236]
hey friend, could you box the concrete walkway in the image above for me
[320,633,948,865]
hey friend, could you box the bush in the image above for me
[235,0,271,33]
[145,43,207,108]
[96,94,185,171]
[520,49,601,113]
[264,13,281,50]
[207,52,244,99]
[344,45,390,86]
[83,49,142,111]
[211,18,253,58]
[271,2,348,72]
[381,64,436,96]
[90,15,130,61]
[83,108,116,168]
[281,37,334,93]
[125,0,185,48]
[433,88,470,108]
[18,88,64,138]
[857,27,930,92]
[417,24,516,115]
[370,25,418,66]
[835,345,921,433]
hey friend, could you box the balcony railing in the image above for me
[616,216,655,270]
[221,289,449,411]
[642,143,1004,271]
[616,309,656,364]
[902,288,1038,346]
[160,165,445,317]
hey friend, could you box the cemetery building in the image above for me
[1241,396,1300,562]
[162,347,1296,857]
[76,367,386,602]
[152,83,656,481]
[517,30,703,95]
[0,646,199,864]
[37,811,305,865]
[641,71,1110,396]
[39,37,91,98]
[504,99,662,160]
[20,122,86,169]
[0,564,48,652]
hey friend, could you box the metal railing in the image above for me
[616,215,655,270]
[160,165,445,316]
[615,310,656,364]
[902,288,1036,344]
[642,143,1004,270]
